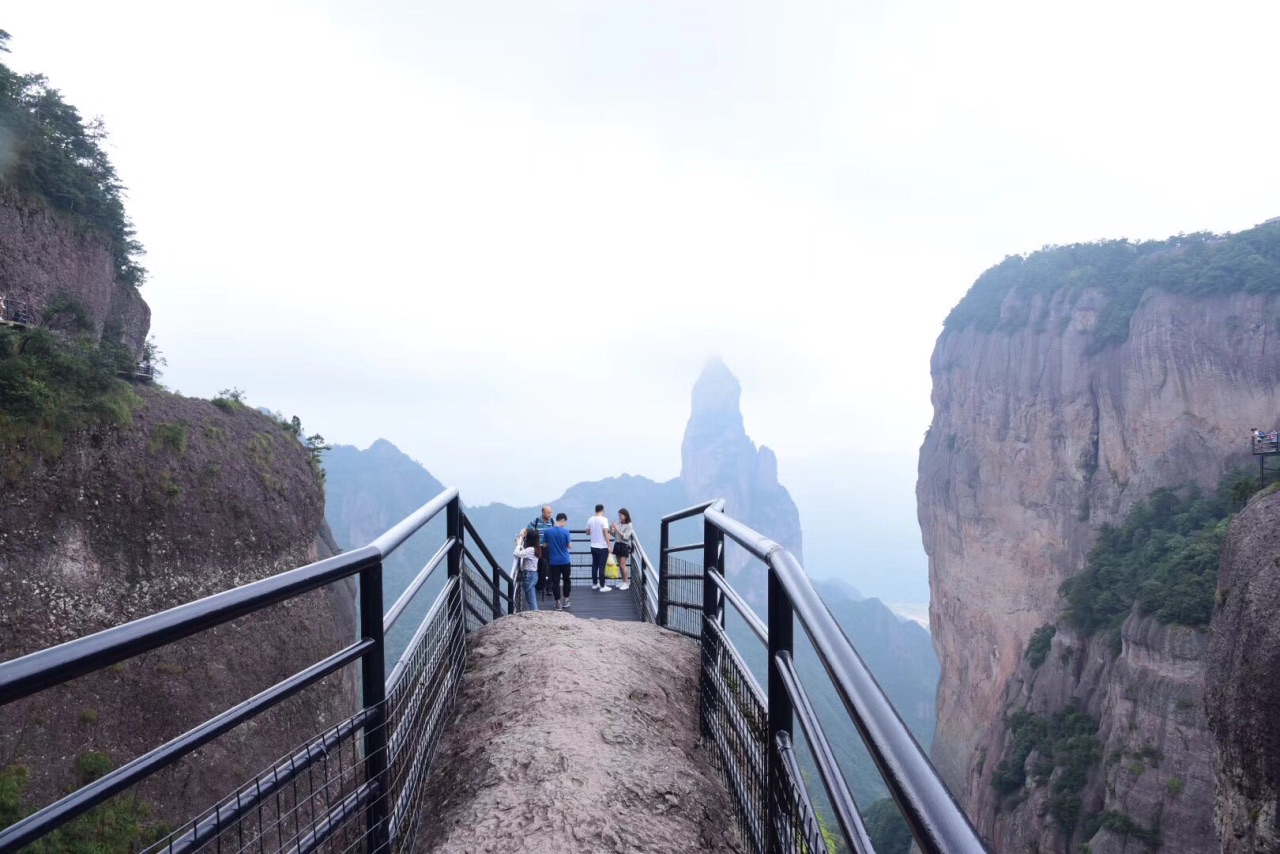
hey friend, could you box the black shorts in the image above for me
[613,542,631,558]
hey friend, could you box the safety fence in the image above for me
[0,487,513,853]
[655,501,988,854]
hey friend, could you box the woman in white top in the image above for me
[609,508,635,591]
[514,527,541,611]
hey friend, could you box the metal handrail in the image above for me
[0,485,508,852]
[371,486,458,555]
[0,639,373,851]
[662,499,718,523]
[0,545,381,705]
[698,504,987,854]
[383,537,455,634]
[706,567,767,645]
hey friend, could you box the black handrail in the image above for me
[697,504,986,853]
[653,499,986,854]
[0,485,509,852]
[383,537,455,633]
[0,544,381,706]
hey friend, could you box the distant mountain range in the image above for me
[322,358,938,808]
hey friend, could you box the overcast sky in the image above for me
[7,1,1280,612]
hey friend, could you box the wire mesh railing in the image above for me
[700,611,768,854]
[0,487,515,853]
[142,707,378,854]
[662,555,705,639]
[655,500,987,854]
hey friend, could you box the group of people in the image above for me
[513,504,636,612]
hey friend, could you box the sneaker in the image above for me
[618,582,630,591]
[555,603,563,611]
[563,600,571,609]
[599,585,611,593]
[591,583,600,591]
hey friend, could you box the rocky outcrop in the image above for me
[415,613,742,853]
[919,284,1280,847]
[681,357,803,599]
[1207,490,1280,852]
[980,615,1215,852]
[0,388,356,827]
[0,187,150,354]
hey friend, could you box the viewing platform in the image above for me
[0,489,987,854]
[0,297,34,329]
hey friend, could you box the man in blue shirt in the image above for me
[544,513,573,611]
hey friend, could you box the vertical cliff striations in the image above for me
[1206,490,1280,852]
[919,225,1280,850]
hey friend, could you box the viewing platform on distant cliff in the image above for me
[0,296,35,329]
[1250,431,1280,455]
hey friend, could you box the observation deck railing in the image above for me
[0,487,514,853]
[1,488,984,853]
[653,500,988,854]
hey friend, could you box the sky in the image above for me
[6,1,1280,614]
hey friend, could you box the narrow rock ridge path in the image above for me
[414,612,743,853]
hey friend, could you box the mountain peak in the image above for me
[690,356,742,419]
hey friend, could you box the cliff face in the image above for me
[919,286,1280,847]
[0,388,356,826]
[1207,490,1280,852]
[681,357,803,599]
[0,188,150,355]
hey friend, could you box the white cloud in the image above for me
[5,0,1279,602]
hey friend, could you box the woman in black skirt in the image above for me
[609,508,635,592]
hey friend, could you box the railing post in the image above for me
[447,497,465,631]
[766,563,795,854]
[491,561,502,621]
[359,560,390,853]
[658,518,671,627]
[700,516,723,746]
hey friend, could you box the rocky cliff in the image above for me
[1207,490,1280,852]
[919,225,1280,849]
[681,357,803,599]
[0,187,150,355]
[0,387,356,829]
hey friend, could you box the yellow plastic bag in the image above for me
[605,552,620,580]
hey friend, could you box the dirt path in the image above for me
[413,611,743,853]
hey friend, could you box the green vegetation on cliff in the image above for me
[1,756,168,852]
[0,325,140,467]
[992,702,1101,829]
[0,30,145,286]
[945,222,1280,348]
[1061,472,1255,634]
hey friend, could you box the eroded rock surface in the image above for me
[0,387,357,826]
[919,286,1280,848]
[415,613,742,854]
[1207,489,1280,852]
[0,187,150,354]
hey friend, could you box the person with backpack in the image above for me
[514,527,541,611]
[587,504,612,592]
[544,513,573,610]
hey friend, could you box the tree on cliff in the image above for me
[0,30,146,286]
